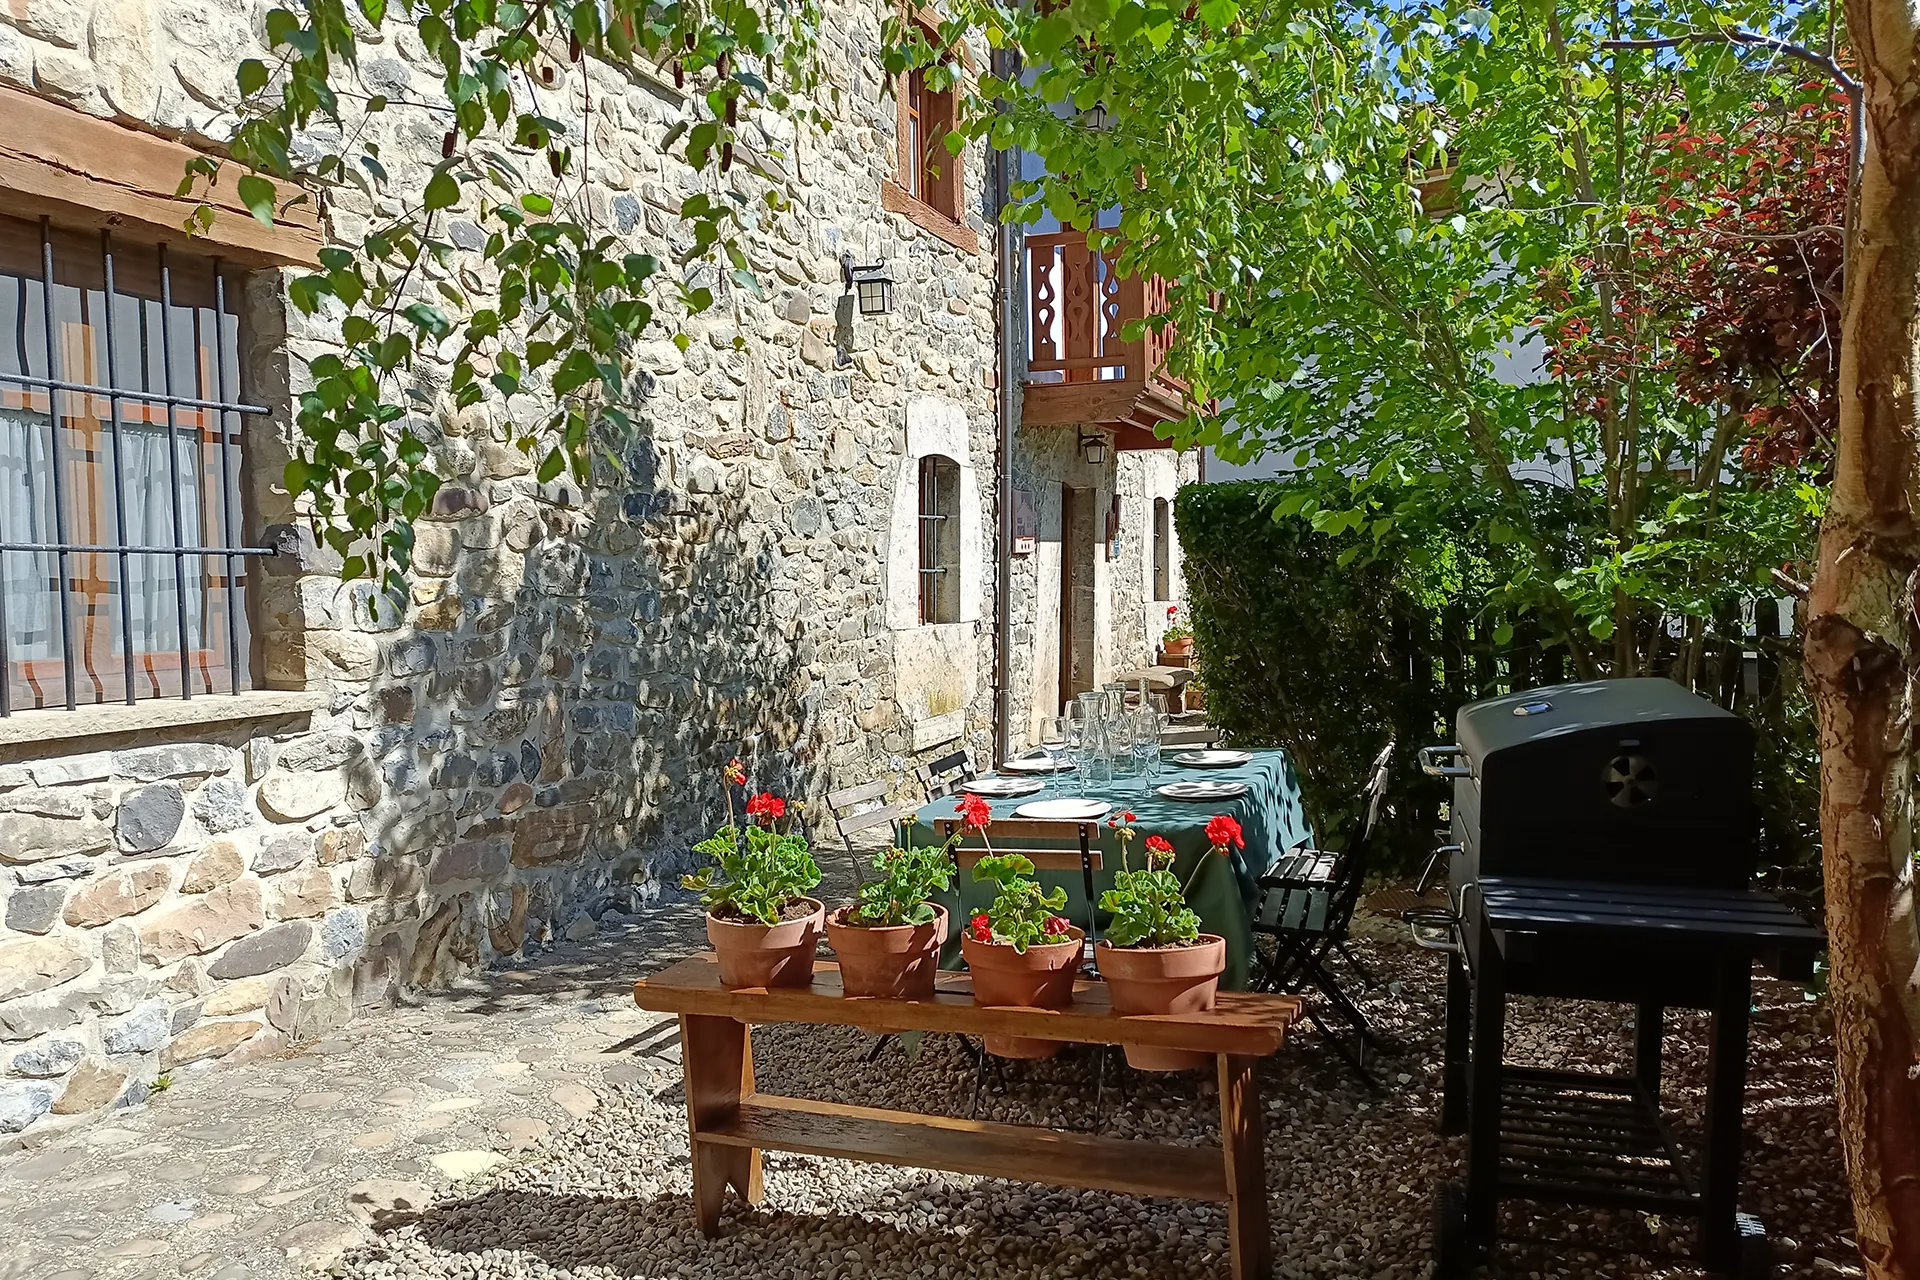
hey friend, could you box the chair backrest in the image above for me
[1160,726,1221,748]
[826,778,914,884]
[934,817,1102,944]
[915,748,976,800]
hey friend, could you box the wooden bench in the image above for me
[633,955,1303,1280]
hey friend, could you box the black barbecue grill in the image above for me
[1410,678,1824,1279]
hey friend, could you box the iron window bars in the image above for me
[0,216,277,716]
[917,454,956,624]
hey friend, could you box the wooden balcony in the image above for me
[1022,231,1195,449]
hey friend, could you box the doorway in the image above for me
[1057,484,1097,712]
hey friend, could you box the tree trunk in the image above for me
[1808,5,1920,1276]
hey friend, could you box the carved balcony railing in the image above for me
[1023,230,1196,447]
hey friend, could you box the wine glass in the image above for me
[1039,716,1069,793]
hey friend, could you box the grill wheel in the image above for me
[1604,753,1660,808]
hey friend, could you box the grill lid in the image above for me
[1457,678,1743,774]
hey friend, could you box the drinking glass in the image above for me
[1132,707,1163,793]
[1039,716,1069,794]
[1062,706,1087,794]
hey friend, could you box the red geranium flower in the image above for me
[1205,814,1245,852]
[1042,915,1073,936]
[968,913,993,942]
[724,757,747,786]
[955,794,992,830]
[746,792,786,824]
[1144,834,1174,856]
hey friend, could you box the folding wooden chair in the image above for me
[936,816,1111,1119]
[932,817,1103,953]
[1160,726,1222,749]
[1250,743,1393,1086]
[915,747,977,800]
[826,779,915,890]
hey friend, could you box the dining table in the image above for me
[904,747,1315,991]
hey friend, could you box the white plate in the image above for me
[962,776,1045,798]
[1000,754,1074,774]
[1156,780,1251,802]
[1013,798,1112,821]
[1171,749,1252,768]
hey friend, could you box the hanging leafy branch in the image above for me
[902,0,1839,674]
[183,0,830,596]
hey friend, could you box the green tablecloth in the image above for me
[904,748,1314,990]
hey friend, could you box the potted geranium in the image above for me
[1093,812,1241,1070]
[958,796,1083,1058]
[825,816,959,999]
[682,758,824,989]
[1161,604,1194,661]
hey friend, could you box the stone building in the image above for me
[0,0,1197,1137]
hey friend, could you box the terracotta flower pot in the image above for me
[1094,934,1227,1071]
[1160,637,1194,660]
[825,904,948,1000]
[962,928,1084,1059]
[707,898,825,989]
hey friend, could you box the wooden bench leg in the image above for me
[1219,1053,1271,1280]
[681,1013,764,1235]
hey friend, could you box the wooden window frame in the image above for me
[883,9,979,254]
[917,454,961,625]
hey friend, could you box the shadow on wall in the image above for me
[345,431,820,993]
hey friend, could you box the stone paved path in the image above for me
[0,902,711,1280]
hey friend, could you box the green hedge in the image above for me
[1176,480,1819,880]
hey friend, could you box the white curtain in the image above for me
[118,425,204,656]
[0,411,55,660]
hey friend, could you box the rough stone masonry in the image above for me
[0,0,1194,1141]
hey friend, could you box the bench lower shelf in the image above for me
[699,1093,1230,1203]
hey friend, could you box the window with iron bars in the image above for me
[917,454,960,625]
[0,213,272,715]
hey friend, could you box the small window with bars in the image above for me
[917,454,960,625]
[0,214,267,715]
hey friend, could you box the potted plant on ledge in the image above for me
[826,832,956,999]
[1093,813,1239,1070]
[958,796,1084,1058]
[682,759,824,989]
[1160,604,1194,662]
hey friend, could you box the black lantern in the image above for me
[841,250,895,316]
[1079,431,1109,465]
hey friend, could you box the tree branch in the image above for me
[1601,27,1864,181]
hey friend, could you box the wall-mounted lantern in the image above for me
[841,251,895,316]
[1079,431,1110,466]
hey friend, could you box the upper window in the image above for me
[1152,497,1171,600]
[883,17,976,252]
[918,454,960,624]
[0,214,257,713]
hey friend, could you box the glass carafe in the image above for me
[1076,690,1113,786]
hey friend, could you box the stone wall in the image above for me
[0,0,1004,1139]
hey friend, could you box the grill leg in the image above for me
[1633,1002,1664,1101]
[1464,916,1505,1252]
[1698,956,1752,1274]
[1440,947,1470,1136]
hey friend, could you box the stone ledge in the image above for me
[0,690,327,750]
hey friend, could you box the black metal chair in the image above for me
[1251,742,1394,1086]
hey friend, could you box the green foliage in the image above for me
[849,844,954,928]
[1099,839,1200,948]
[204,0,832,596]
[971,853,1069,953]
[683,823,821,927]
[1178,479,1821,878]
[911,0,1839,676]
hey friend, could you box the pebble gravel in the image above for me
[328,915,1861,1280]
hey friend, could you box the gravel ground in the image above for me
[332,914,1859,1280]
